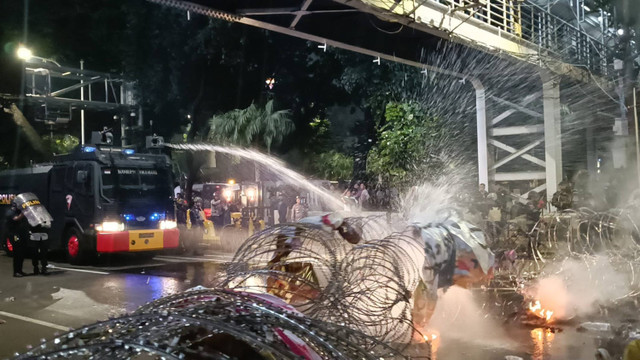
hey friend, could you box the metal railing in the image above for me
[374,0,614,76]
[519,2,612,75]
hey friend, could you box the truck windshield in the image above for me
[102,168,172,201]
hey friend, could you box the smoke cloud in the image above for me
[429,286,517,349]
[526,255,632,320]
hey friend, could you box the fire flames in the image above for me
[422,331,439,342]
[413,327,439,343]
[528,300,554,322]
[418,329,440,359]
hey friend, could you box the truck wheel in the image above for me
[4,237,13,257]
[66,228,87,265]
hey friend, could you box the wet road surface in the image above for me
[0,251,231,358]
[0,250,636,359]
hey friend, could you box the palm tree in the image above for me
[209,100,294,153]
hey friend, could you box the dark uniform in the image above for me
[5,202,29,277]
[186,201,204,255]
[551,182,573,210]
[29,224,49,275]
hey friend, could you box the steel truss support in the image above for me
[489,125,544,136]
[491,92,540,126]
[487,87,546,192]
[490,95,543,118]
[489,139,546,167]
[490,138,544,169]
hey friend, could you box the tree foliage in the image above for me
[301,116,354,180]
[208,100,294,153]
[0,1,433,181]
[169,124,212,204]
[309,151,353,181]
[42,134,79,155]
[367,102,444,186]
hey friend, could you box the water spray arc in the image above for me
[166,143,346,210]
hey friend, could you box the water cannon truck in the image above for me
[0,144,179,263]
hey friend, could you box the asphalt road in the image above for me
[0,250,635,360]
[0,251,232,359]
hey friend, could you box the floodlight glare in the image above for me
[16,46,32,61]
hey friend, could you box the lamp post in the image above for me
[80,59,85,145]
[16,45,87,143]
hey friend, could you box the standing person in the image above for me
[474,183,490,218]
[187,198,205,255]
[5,200,29,277]
[353,182,363,201]
[210,192,224,229]
[478,183,488,199]
[357,183,370,210]
[291,196,308,222]
[269,194,279,225]
[551,181,573,210]
[278,195,288,223]
[30,225,49,275]
[175,193,188,225]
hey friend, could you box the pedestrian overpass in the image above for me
[149,0,618,202]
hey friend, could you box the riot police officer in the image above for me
[30,224,49,275]
[6,200,29,277]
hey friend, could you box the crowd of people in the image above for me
[341,182,370,210]
[472,170,622,240]
[270,193,309,224]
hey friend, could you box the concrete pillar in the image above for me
[541,73,563,204]
[472,79,489,187]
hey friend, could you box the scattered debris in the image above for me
[577,322,612,332]
[595,348,611,360]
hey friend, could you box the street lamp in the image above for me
[15,45,61,66]
[16,46,32,61]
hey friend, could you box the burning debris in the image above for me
[528,300,554,322]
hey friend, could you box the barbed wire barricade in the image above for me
[486,206,640,300]
[220,223,350,309]
[16,288,409,360]
[221,215,450,346]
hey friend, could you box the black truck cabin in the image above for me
[0,145,179,263]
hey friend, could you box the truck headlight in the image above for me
[96,221,125,232]
[159,220,177,230]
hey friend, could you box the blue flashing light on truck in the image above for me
[0,145,179,263]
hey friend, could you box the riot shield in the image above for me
[14,193,53,228]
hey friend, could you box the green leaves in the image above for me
[41,134,79,155]
[208,100,294,153]
[366,101,443,186]
[310,151,354,181]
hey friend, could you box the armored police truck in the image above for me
[0,145,179,263]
